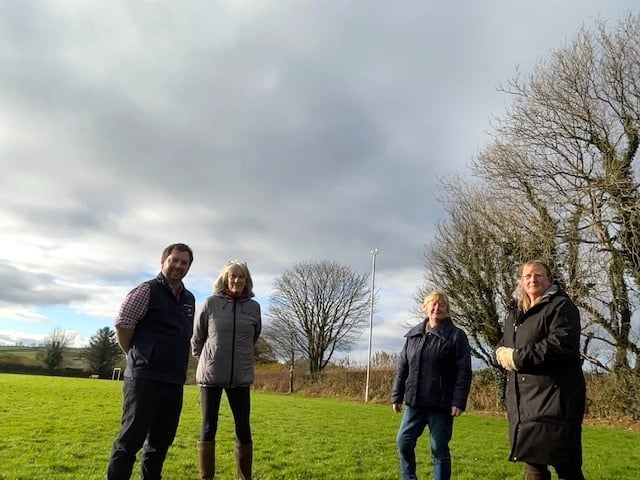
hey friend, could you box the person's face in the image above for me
[521,264,552,302]
[161,250,191,283]
[227,267,247,294]
[424,298,448,323]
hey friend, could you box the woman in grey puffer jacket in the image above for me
[191,260,261,480]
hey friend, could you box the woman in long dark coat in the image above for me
[495,260,586,480]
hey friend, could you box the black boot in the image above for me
[558,473,586,480]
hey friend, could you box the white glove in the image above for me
[496,346,517,371]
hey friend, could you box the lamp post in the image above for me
[365,248,378,403]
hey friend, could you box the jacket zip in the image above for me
[510,309,521,460]
[228,299,237,387]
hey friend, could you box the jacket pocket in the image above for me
[518,374,563,423]
[131,342,154,367]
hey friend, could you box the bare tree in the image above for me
[425,14,640,373]
[422,178,555,367]
[267,260,370,380]
[486,14,640,370]
[40,328,76,371]
[263,318,301,393]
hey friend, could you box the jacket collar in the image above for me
[405,317,454,338]
[540,284,559,302]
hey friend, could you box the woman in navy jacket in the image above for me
[391,290,472,480]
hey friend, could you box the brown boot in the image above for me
[524,469,551,480]
[197,441,215,480]
[235,443,252,480]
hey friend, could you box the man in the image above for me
[107,243,195,480]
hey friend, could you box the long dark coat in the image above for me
[499,287,586,467]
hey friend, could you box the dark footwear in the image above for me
[197,441,215,480]
[524,470,551,480]
[235,443,253,480]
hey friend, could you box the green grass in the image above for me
[1,373,638,479]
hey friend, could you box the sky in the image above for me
[1,1,637,363]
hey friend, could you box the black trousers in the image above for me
[107,378,184,480]
[200,386,252,444]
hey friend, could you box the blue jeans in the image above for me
[396,406,453,480]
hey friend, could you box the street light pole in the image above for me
[365,248,378,403]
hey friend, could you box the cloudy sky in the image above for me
[1,1,636,362]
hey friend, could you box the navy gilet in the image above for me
[125,273,196,384]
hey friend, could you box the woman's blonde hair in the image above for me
[213,260,255,297]
[516,259,553,311]
[423,290,449,313]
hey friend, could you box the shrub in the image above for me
[585,368,640,420]
[254,363,640,422]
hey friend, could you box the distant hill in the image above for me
[0,345,41,360]
[0,345,87,369]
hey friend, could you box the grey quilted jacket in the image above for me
[191,292,261,387]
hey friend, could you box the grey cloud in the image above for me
[0,261,90,305]
[0,0,636,350]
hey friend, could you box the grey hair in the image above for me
[212,260,254,297]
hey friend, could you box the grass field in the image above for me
[1,373,638,479]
